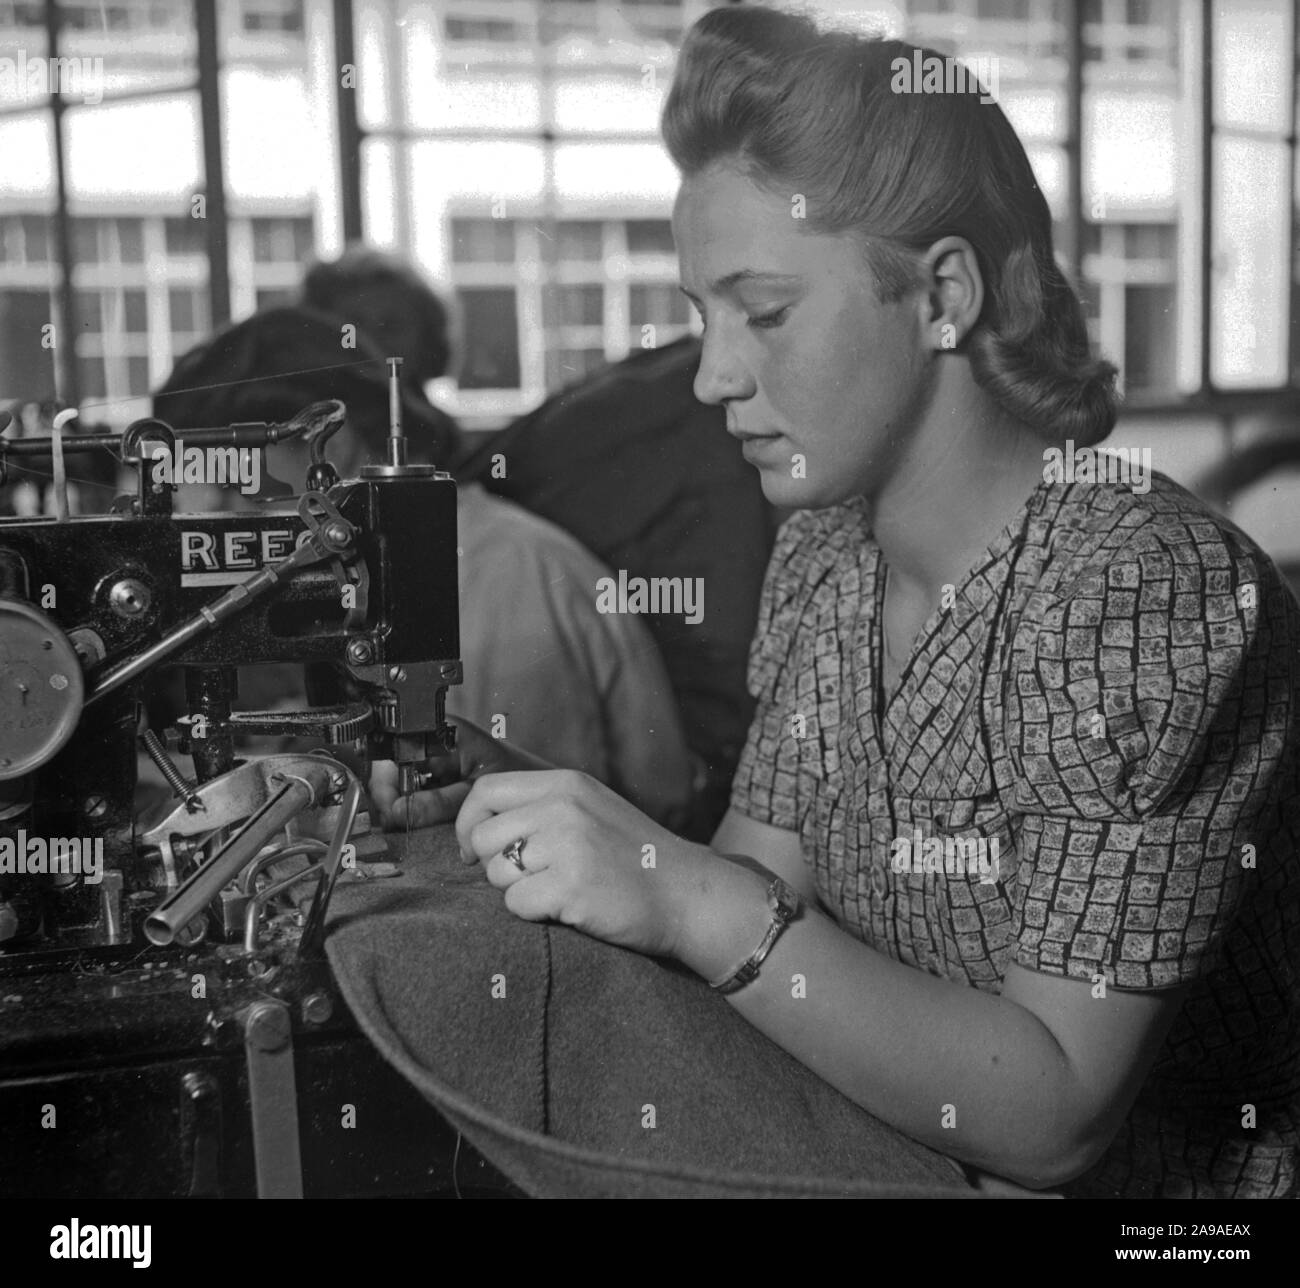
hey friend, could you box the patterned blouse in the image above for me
[731,469,1300,1198]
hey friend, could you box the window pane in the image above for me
[169,287,207,333]
[116,218,144,263]
[165,216,206,255]
[240,1,304,34]
[1123,224,1175,261]
[543,284,602,327]
[545,347,605,389]
[626,220,674,256]
[252,219,296,263]
[291,217,314,262]
[71,217,103,264]
[556,221,603,262]
[446,16,526,44]
[1211,136,1289,387]
[122,290,147,332]
[450,218,515,264]
[77,355,106,399]
[255,287,294,311]
[73,289,102,333]
[21,215,50,262]
[1124,283,1176,393]
[0,289,55,402]
[128,356,151,395]
[629,283,687,326]
[458,287,520,388]
[1213,0,1290,133]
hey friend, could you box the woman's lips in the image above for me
[739,433,787,462]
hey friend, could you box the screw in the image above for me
[346,638,374,666]
[439,662,459,680]
[245,1001,292,1053]
[83,795,108,820]
[109,577,152,618]
[324,521,350,546]
[301,991,333,1026]
[388,665,406,683]
[182,1070,217,1101]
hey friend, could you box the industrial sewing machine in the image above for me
[0,364,511,1198]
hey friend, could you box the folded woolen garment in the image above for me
[324,826,978,1199]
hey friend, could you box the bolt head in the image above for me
[109,578,152,618]
[346,639,374,665]
[301,991,334,1026]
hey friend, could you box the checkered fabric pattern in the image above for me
[731,470,1300,1198]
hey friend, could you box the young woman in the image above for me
[375,6,1300,1198]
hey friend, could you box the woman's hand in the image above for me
[369,717,554,830]
[455,768,711,960]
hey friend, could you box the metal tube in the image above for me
[145,773,323,946]
[386,356,406,467]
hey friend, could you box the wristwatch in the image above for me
[709,876,803,995]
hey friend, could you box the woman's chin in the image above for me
[755,469,853,511]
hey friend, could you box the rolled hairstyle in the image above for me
[662,6,1118,447]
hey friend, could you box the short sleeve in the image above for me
[1005,541,1297,990]
[728,511,822,831]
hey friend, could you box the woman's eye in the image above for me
[748,307,790,330]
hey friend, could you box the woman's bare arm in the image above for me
[684,809,1187,1189]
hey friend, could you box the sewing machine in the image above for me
[0,365,513,1198]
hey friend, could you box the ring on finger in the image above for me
[502,837,527,872]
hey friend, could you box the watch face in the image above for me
[770,878,801,920]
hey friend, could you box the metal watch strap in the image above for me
[709,876,802,995]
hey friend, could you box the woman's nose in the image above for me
[693,326,754,406]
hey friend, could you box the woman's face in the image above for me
[673,162,932,509]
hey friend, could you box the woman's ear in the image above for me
[921,235,984,353]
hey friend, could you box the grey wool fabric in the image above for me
[324,826,978,1199]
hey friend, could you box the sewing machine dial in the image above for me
[0,599,86,780]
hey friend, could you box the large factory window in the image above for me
[448,212,690,400]
[0,0,323,425]
[0,0,1298,428]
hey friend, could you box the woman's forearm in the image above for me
[665,846,1095,1188]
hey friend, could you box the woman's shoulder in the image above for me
[1032,468,1293,606]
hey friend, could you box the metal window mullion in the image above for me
[1199,0,1213,396]
[1064,0,1083,285]
[386,0,413,252]
[44,0,79,406]
[195,0,232,328]
[332,0,364,242]
[1289,0,1299,386]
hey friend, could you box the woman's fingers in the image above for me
[501,866,563,923]
[469,804,550,877]
[382,780,472,831]
[454,769,586,857]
